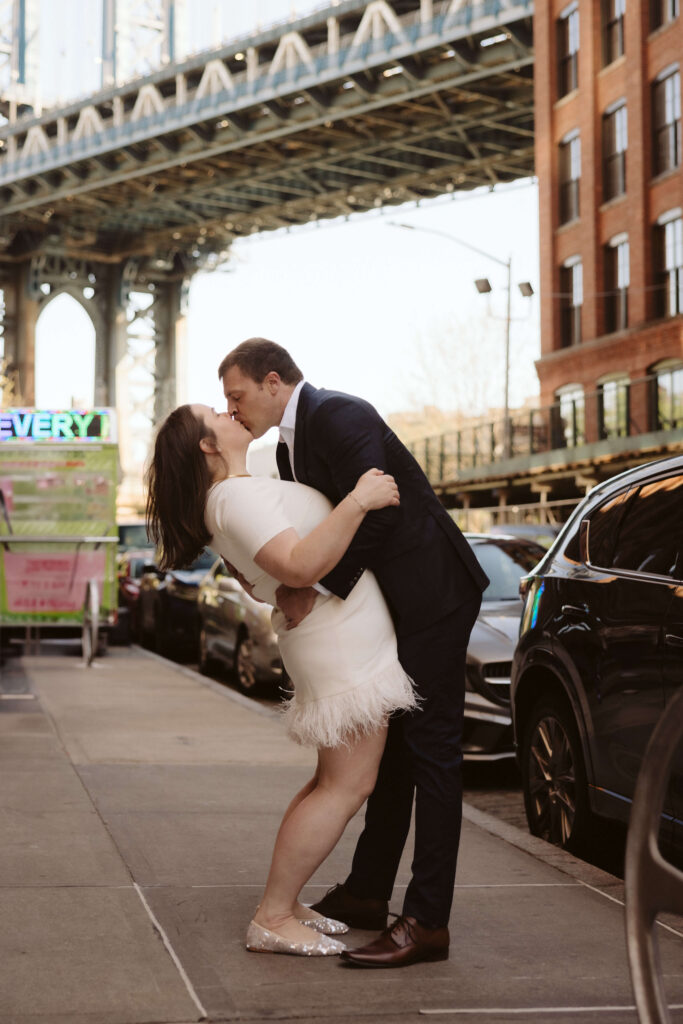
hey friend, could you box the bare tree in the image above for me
[396,312,539,427]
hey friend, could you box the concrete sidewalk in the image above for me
[1,646,682,1024]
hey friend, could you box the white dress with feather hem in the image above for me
[204,476,417,748]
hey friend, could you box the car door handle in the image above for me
[664,633,683,647]
[561,604,588,618]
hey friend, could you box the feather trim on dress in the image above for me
[281,663,419,749]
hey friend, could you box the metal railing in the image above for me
[408,372,683,485]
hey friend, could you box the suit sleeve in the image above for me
[310,396,400,597]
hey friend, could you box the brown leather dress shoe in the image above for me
[310,883,389,930]
[340,915,449,968]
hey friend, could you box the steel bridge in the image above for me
[0,0,534,503]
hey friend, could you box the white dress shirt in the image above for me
[278,379,304,479]
[279,380,330,596]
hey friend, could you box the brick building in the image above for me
[416,0,683,528]
[536,0,683,439]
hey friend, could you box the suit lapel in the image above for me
[293,382,315,485]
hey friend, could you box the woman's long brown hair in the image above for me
[146,405,215,570]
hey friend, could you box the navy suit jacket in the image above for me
[278,384,489,637]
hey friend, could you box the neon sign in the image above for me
[0,409,116,443]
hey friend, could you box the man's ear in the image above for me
[199,437,219,454]
[265,371,282,395]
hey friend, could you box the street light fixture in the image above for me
[388,220,534,459]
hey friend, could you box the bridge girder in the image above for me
[0,0,534,269]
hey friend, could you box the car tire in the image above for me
[521,694,594,856]
[234,631,258,694]
[198,627,214,676]
[154,609,175,658]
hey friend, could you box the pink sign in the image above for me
[0,477,13,514]
[3,551,106,613]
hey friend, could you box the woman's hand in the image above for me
[350,468,400,512]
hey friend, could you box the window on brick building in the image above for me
[654,211,683,317]
[560,258,583,347]
[559,132,581,223]
[652,360,683,430]
[557,3,579,98]
[603,102,627,200]
[554,383,586,447]
[602,0,625,66]
[650,0,680,31]
[598,375,630,439]
[605,235,629,331]
[652,67,681,175]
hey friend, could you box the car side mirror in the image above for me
[579,518,590,564]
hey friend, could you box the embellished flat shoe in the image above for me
[245,920,345,957]
[297,911,350,935]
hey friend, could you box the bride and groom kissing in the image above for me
[146,337,488,968]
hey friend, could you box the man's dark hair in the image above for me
[218,338,303,385]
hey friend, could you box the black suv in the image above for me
[511,453,683,858]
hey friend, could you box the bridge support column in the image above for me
[153,278,188,423]
[0,263,38,403]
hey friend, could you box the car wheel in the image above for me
[521,694,593,856]
[198,627,213,675]
[235,632,258,694]
[154,611,174,658]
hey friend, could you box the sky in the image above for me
[20,1,541,452]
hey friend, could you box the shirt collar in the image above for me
[279,380,305,439]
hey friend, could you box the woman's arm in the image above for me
[253,469,399,588]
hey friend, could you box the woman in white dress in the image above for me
[146,403,417,958]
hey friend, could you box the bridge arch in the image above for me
[35,291,98,409]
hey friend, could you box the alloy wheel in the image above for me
[198,628,210,674]
[527,713,577,846]
[236,634,257,692]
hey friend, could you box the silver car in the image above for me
[197,559,285,695]
[462,534,546,761]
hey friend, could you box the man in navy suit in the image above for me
[219,338,488,968]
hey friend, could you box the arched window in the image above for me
[554,382,585,447]
[651,358,683,431]
[597,372,630,439]
[35,294,95,408]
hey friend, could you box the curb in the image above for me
[131,644,281,721]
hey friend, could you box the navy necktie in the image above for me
[276,441,293,481]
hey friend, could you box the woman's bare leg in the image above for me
[253,726,387,942]
[280,761,319,827]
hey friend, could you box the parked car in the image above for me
[138,547,216,657]
[511,453,683,858]
[462,533,546,760]
[197,558,285,695]
[112,520,155,644]
[489,522,561,550]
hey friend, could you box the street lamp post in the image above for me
[389,222,532,460]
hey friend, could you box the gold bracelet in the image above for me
[348,491,367,513]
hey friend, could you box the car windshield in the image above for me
[473,540,545,601]
[118,523,152,549]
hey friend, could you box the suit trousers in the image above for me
[344,589,481,929]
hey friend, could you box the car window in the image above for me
[118,524,152,549]
[192,548,217,571]
[610,474,683,578]
[582,486,635,568]
[473,540,546,601]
